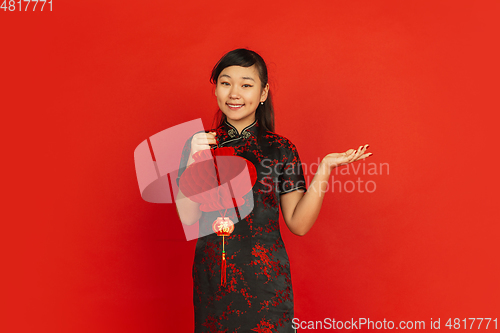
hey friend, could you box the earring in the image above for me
[260,102,264,105]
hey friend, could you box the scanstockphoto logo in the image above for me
[261,158,389,194]
[292,317,429,330]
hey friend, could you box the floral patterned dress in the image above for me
[176,119,307,333]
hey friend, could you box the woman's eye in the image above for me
[221,82,230,86]
[243,84,253,88]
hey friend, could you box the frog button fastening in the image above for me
[228,128,237,138]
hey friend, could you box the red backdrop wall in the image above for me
[2,1,499,332]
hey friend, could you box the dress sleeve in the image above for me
[278,142,308,194]
[176,136,193,187]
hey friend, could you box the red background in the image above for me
[2,1,499,332]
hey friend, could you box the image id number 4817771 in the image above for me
[1,0,52,11]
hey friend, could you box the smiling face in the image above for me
[215,65,269,132]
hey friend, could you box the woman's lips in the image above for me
[227,103,244,110]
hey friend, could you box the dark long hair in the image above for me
[210,48,275,147]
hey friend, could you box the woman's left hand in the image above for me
[321,144,372,171]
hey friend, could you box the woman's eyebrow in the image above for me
[219,74,255,81]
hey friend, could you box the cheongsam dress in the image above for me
[176,119,307,333]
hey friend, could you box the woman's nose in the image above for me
[229,86,240,98]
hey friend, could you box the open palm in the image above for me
[322,144,372,170]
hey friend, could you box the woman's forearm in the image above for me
[175,188,202,225]
[175,154,203,225]
[286,161,332,236]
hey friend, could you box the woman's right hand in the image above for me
[188,132,217,165]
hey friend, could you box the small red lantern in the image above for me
[212,217,235,236]
[212,216,234,286]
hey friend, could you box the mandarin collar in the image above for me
[218,119,259,145]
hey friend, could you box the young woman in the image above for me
[176,48,372,332]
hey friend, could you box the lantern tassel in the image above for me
[221,252,226,286]
[221,235,226,286]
